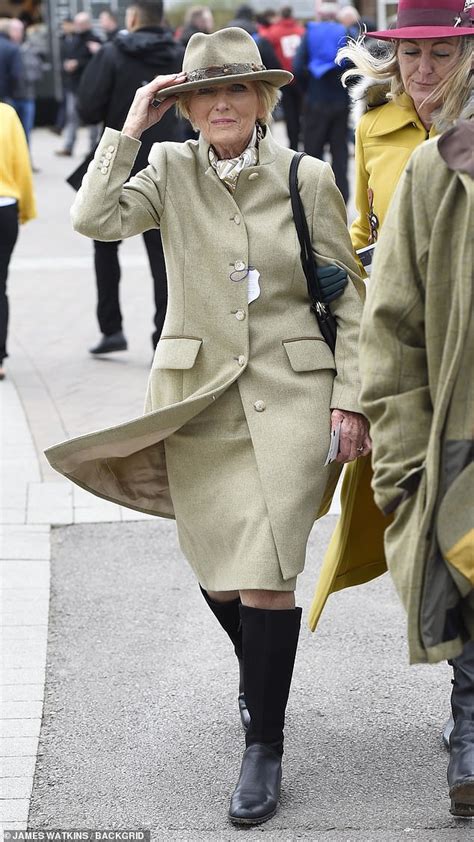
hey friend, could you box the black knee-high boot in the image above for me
[443,640,474,750]
[228,604,302,826]
[448,640,474,817]
[200,587,250,730]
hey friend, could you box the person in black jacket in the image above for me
[77,0,184,355]
[226,6,282,71]
[55,12,102,156]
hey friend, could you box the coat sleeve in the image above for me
[77,48,114,126]
[10,108,36,224]
[292,32,308,89]
[349,119,371,254]
[70,128,165,240]
[359,159,432,515]
[305,159,366,413]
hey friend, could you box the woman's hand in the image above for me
[331,409,372,464]
[122,72,187,140]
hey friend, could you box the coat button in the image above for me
[233,214,241,225]
[237,355,246,366]
[234,260,245,271]
[101,167,108,174]
[254,400,266,412]
[248,173,259,180]
[107,145,115,152]
[235,310,245,321]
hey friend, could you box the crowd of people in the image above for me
[1,3,371,179]
[0,0,473,829]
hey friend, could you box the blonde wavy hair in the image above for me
[338,35,473,128]
[176,80,281,128]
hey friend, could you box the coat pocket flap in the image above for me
[282,338,335,372]
[153,337,203,369]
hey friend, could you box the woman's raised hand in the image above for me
[122,72,187,140]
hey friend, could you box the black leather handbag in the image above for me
[289,152,338,354]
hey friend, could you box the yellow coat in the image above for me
[350,91,437,253]
[309,91,437,631]
[0,103,36,224]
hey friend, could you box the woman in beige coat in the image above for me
[46,27,369,825]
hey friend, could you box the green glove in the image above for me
[317,264,348,303]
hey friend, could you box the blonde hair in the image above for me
[338,35,473,129]
[176,80,281,127]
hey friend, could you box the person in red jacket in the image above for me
[266,5,304,149]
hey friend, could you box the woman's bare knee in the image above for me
[206,589,240,603]
[239,589,295,610]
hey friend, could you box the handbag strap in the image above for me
[289,152,326,311]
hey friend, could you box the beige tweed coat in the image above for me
[45,126,365,585]
[359,126,474,664]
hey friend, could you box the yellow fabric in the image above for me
[446,530,474,588]
[309,455,390,631]
[350,94,437,253]
[0,103,36,224]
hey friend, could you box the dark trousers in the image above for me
[281,84,302,151]
[93,228,167,349]
[0,203,19,363]
[303,102,349,203]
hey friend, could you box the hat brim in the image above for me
[367,26,474,39]
[154,69,293,100]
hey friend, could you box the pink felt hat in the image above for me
[368,0,474,39]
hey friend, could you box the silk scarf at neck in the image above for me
[208,124,261,192]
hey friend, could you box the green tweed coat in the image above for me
[45,126,365,582]
[359,124,474,664]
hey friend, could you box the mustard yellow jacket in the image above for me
[0,103,36,224]
[350,91,437,251]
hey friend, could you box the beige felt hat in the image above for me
[154,27,293,101]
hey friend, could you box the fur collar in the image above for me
[349,78,390,124]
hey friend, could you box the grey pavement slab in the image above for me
[0,687,44,703]
[0,527,50,561]
[0,703,43,720]
[26,516,467,839]
[0,671,46,686]
[1,757,37,778]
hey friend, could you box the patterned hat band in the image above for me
[398,6,474,25]
[186,62,266,82]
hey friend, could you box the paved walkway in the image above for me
[1,122,301,831]
[3,125,463,840]
[1,124,161,832]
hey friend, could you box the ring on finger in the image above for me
[357,446,364,453]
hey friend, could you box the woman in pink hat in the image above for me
[336,0,473,818]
